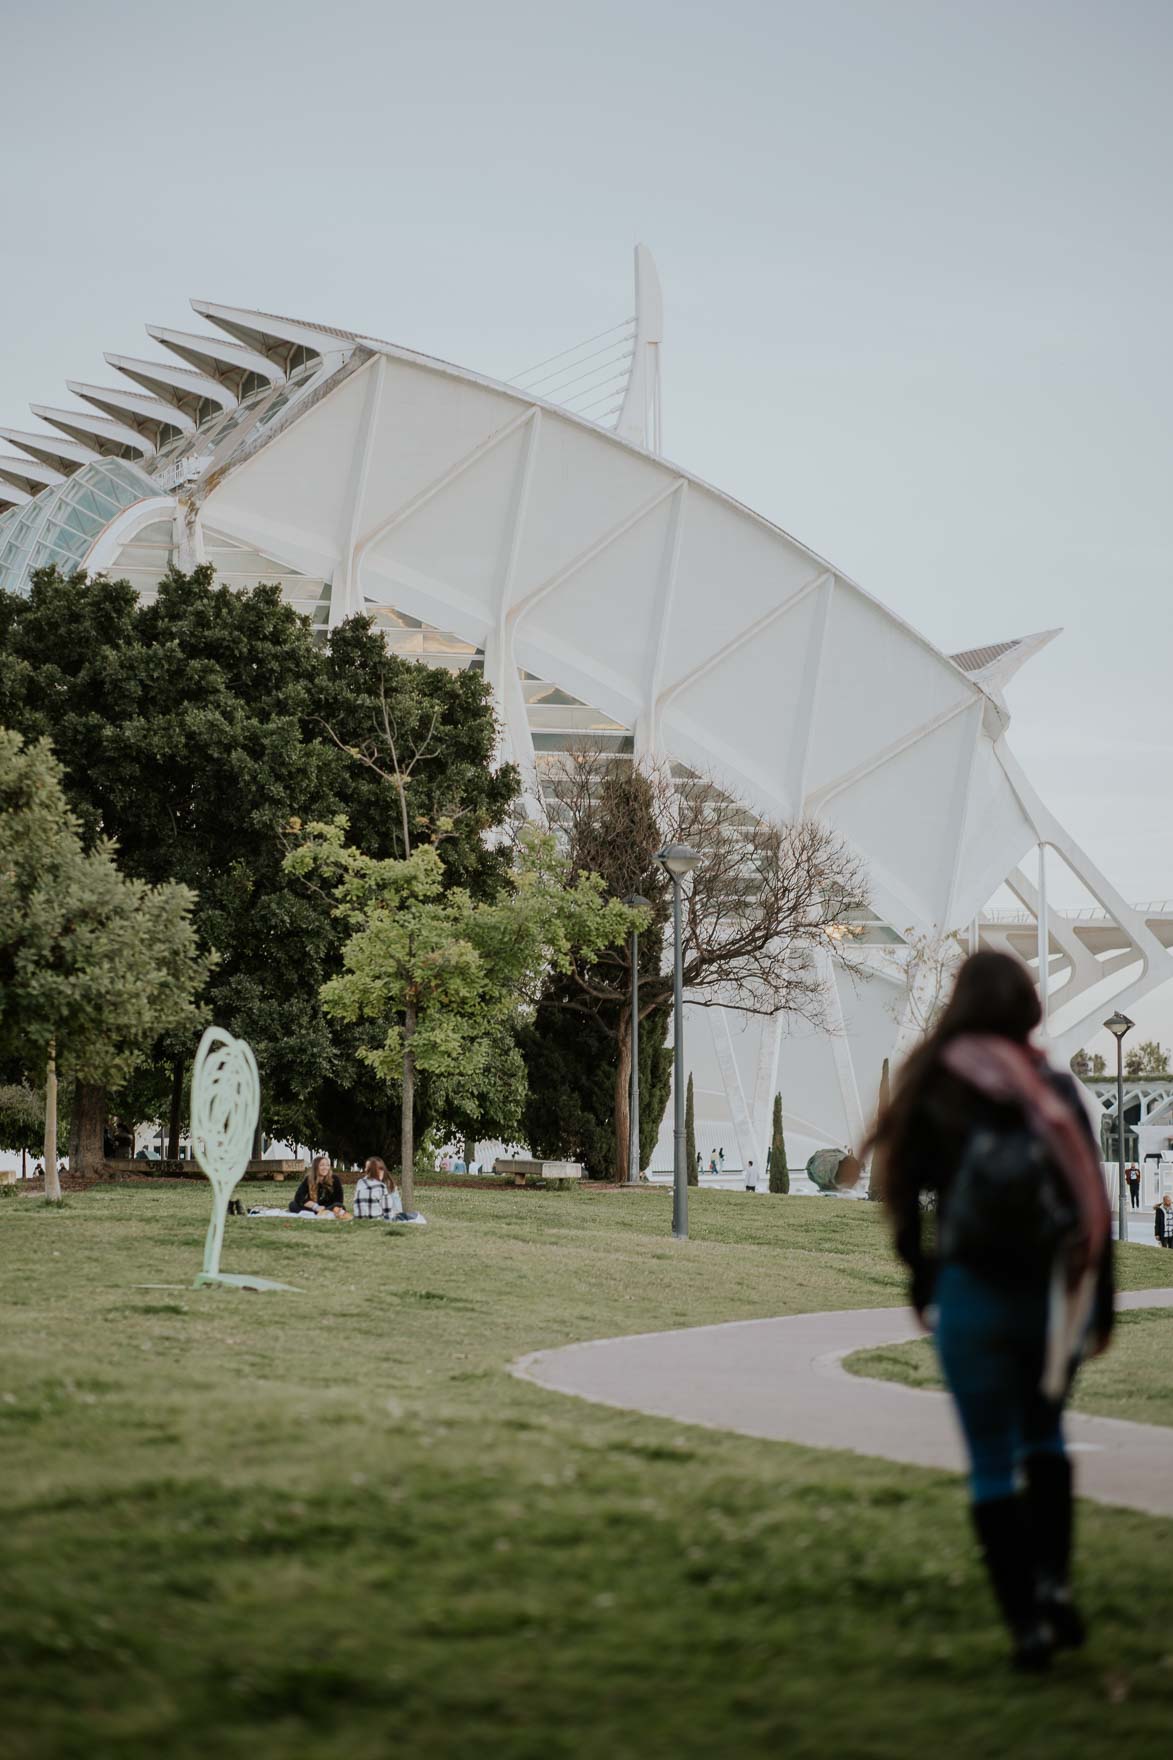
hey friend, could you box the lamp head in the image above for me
[655,844,701,882]
[1103,1011,1135,1040]
[624,893,652,909]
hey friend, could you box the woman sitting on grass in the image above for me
[289,1153,348,1219]
[353,1157,425,1223]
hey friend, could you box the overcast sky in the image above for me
[3,0,1171,1053]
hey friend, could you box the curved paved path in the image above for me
[512,1289,1173,1518]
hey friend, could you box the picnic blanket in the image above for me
[246,1206,427,1225]
[247,1206,342,1220]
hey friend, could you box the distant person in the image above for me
[745,1160,756,1193]
[1156,1193,1173,1247]
[31,1161,44,1181]
[719,1147,725,1166]
[453,1155,466,1173]
[695,1151,702,1175]
[1126,1165,1141,1209]
[868,951,1113,1672]
[708,1155,718,1176]
[289,1154,347,1218]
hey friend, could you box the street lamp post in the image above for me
[655,844,701,1238]
[1104,1011,1134,1243]
[623,895,651,1185]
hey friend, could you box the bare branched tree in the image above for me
[889,928,967,1038]
[528,748,872,1177]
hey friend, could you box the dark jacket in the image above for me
[289,1172,344,1214]
[890,1064,1114,1335]
[1156,1204,1173,1245]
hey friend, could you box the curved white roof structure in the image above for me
[2,247,1168,1166]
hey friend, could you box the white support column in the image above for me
[635,479,687,759]
[331,355,386,628]
[790,574,836,812]
[483,410,542,807]
[173,498,204,570]
[751,1011,784,1167]
[816,950,867,1152]
[710,1008,759,1175]
[1036,840,1049,1033]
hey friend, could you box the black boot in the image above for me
[971,1497,1054,1671]
[1024,1451,1086,1650]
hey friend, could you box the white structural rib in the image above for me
[0,425,95,476]
[0,455,63,497]
[0,485,31,510]
[31,403,154,462]
[105,353,235,421]
[191,300,344,375]
[68,381,191,445]
[615,243,663,452]
[147,324,284,395]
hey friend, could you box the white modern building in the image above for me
[3,248,1171,1171]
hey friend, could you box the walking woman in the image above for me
[868,951,1113,1671]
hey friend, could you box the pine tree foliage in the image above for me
[685,1072,698,1187]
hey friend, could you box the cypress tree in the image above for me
[768,1092,789,1193]
[867,1057,890,1200]
[685,1072,698,1186]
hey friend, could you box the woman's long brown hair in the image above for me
[867,950,1041,1210]
[363,1156,396,1192]
[308,1153,332,1203]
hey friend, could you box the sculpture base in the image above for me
[194,1271,301,1293]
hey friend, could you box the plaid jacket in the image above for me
[353,1176,403,1220]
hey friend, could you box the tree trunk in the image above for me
[44,1041,60,1203]
[73,1081,106,1178]
[400,1004,416,1210]
[462,1137,475,1172]
[168,1055,184,1161]
[613,1012,632,1182]
[252,1077,263,1165]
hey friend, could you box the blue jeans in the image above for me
[934,1261,1065,1504]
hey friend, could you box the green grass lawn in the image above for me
[846,1304,1173,1428]
[3,1182,1173,1760]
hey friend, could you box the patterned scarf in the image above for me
[940,1033,1110,1277]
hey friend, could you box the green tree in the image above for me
[0,729,207,1195]
[768,1093,789,1194]
[0,1083,43,1164]
[1124,1040,1170,1078]
[286,822,643,1206]
[0,568,518,1161]
[685,1072,698,1187]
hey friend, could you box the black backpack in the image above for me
[940,1121,1080,1278]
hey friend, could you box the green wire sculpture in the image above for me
[191,1025,296,1292]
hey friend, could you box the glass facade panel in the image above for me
[0,458,157,595]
